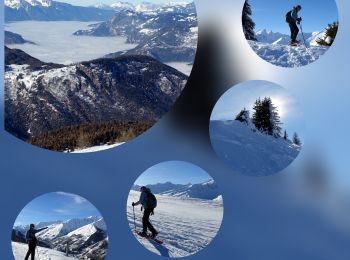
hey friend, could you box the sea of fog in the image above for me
[165,62,192,76]
[5,21,138,65]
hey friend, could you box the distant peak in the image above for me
[5,0,53,8]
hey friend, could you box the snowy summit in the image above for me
[5,0,52,9]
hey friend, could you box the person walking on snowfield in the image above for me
[25,224,48,260]
[132,186,159,238]
[286,5,302,45]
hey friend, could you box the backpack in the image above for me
[285,11,293,23]
[145,191,157,209]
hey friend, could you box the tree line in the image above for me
[28,120,155,152]
[235,97,302,146]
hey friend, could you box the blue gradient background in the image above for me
[1,0,350,259]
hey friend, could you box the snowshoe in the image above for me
[289,42,300,47]
[136,231,163,244]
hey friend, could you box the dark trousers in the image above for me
[25,242,36,260]
[142,208,157,234]
[289,21,299,42]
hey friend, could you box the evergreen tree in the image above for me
[293,132,302,146]
[252,97,282,137]
[316,22,338,46]
[242,0,257,41]
[235,108,250,124]
[283,130,288,140]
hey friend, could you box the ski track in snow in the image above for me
[249,40,329,67]
[127,191,223,258]
[210,120,301,176]
[12,242,77,260]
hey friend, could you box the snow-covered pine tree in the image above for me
[267,98,282,138]
[316,22,338,46]
[242,0,257,41]
[252,98,265,132]
[252,97,282,137]
[283,130,288,140]
[293,132,302,146]
[235,108,250,124]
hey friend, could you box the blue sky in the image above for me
[249,0,338,34]
[211,81,305,140]
[57,0,190,6]
[14,192,102,226]
[135,161,212,185]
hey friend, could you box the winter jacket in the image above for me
[26,227,47,243]
[134,188,153,209]
[291,8,300,22]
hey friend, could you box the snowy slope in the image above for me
[210,120,301,176]
[127,190,223,257]
[248,40,329,67]
[69,142,124,153]
[12,242,77,260]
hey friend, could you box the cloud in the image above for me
[53,208,70,214]
[56,192,86,205]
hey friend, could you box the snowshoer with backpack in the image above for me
[25,224,48,260]
[286,5,302,45]
[132,186,159,239]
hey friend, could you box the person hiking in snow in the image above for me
[25,224,48,260]
[132,186,159,238]
[286,5,302,45]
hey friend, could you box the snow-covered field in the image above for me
[210,120,301,176]
[249,40,329,67]
[5,21,137,64]
[127,190,223,257]
[12,242,77,260]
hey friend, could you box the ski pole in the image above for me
[132,205,137,232]
[299,21,308,49]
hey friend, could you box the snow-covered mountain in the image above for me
[36,217,101,240]
[5,47,187,141]
[13,217,107,259]
[127,190,223,257]
[5,0,115,22]
[92,1,192,13]
[74,3,197,63]
[159,180,221,200]
[210,120,301,176]
[92,1,135,11]
[255,29,325,46]
[133,179,221,200]
[5,0,52,8]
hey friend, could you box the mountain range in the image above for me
[74,3,197,63]
[255,29,325,46]
[5,0,115,21]
[132,179,221,200]
[12,216,107,259]
[5,47,187,142]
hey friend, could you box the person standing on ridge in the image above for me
[286,5,302,45]
[132,186,159,238]
[25,224,48,260]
